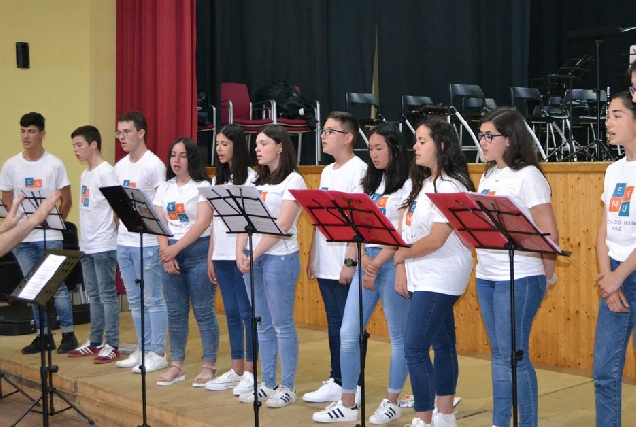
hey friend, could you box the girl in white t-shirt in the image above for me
[593,91,636,426]
[393,120,475,427]
[205,124,258,395]
[235,125,306,408]
[476,108,559,427]
[312,123,411,424]
[153,138,218,388]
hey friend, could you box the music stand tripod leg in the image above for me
[247,230,261,427]
[355,240,370,427]
[506,243,522,427]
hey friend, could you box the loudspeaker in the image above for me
[16,42,30,69]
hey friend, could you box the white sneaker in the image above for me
[302,378,342,403]
[132,351,168,373]
[369,398,402,425]
[116,348,141,368]
[266,386,296,408]
[405,417,428,427]
[205,369,242,391]
[312,400,358,423]
[238,382,276,403]
[232,371,254,396]
[432,411,457,427]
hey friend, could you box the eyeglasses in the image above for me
[630,86,635,96]
[320,128,348,137]
[115,129,136,138]
[477,132,503,143]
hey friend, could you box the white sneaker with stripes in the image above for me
[312,400,358,423]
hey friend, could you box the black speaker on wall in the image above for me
[16,42,30,69]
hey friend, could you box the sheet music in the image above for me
[199,185,288,236]
[18,254,66,300]
[123,187,172,236]
[19,190,65,230]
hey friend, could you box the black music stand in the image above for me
[290,189,408,427]
[428,192,570,427]
[0,201,38,405]
[99,185,172,427]
[199,184,289,427]
[8,249,93,427]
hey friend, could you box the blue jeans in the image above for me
[244,251,299,390]
[214,260,255,362]
[317,278,350,383]
[404,291,460,412]
[163,237,219,362]
[340,247,410,394]
[13,240,74,333]
[477,275,547,427]
[593,258,636,427]
[82,250,119,348]
[117,244,168,354]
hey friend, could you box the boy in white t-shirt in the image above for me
[113,112,169,373]
[66,125,121,364]
[0,112,78,355]
[303,112,367,403]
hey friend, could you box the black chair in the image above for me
[345,92,385,158]
[510,87,554,159]
[449,83,485,161]
[401,95,434,134]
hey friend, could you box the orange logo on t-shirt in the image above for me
[260,191,268,201]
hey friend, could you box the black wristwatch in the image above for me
[344,258,358,267]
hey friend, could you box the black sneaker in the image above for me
[57,332,79,354]
[21,334,56,354]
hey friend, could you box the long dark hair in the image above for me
[403,119,475,208]
[479,107,542,176]
[361,123,409,196]
[613,90,636,118]
[254,125,297,185]
[214,124,253,185]
[166,137,210,182]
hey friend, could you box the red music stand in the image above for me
[290,189,408,427]
[427,191,570,427]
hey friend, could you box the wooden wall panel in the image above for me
[208,162,633,378]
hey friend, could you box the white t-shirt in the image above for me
[154,178,211,241]
[115,151,166,247]
[211,168,257,260]
[0,151,70,242]
[602,158,636,262]
[476,165,551,280]
[79,161,118,254]
[402,176,473,295]
[366,176,411,249]
[314,156,367,279]
[252,171,307,256]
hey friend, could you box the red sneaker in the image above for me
[93,344,120,364]
[67,340,102,358]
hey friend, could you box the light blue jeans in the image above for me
[340,247,410,394]
[214,260,255,362]
[13,240,74,333]
[82,250,119,348]
[162,237,219,362]
[243,251,299,390]
[117,244,167,354]
[476,275,547,427]
[593,258,636,427]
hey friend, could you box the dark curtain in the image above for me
[116,0,198,162]
[196,0,377,163]
[529,0,636,97]
[377,0,530,121]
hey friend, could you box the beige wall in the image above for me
[0,0,116,226]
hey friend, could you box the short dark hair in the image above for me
[20,112,45,131]
[215,124,253,185]
[118,111,148,136]
[71,125,102,151]
[629,60,636,76]
[254,125,297,185]
[326,111,360,138]
[165,138,209,182]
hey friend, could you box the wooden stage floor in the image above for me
[1,312,636,426]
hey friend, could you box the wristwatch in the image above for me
[343,258,357,267]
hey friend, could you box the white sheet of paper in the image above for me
[18,254,66,300]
